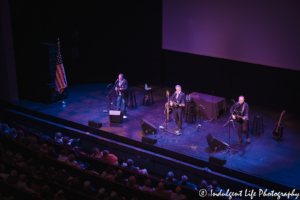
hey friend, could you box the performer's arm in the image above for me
[230,102,238,119]
[244,104,249,120]
[179,95,185,107]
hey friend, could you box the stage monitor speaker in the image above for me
[209,156,226,166]
[142,136,157,144]
[206,133,228,151]
[88,121,102,128]
[140,118,157,135]
[109,110,122,123]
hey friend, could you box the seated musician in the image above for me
[230,96,250,145]
[170,85,185,131]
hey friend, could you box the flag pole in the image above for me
[57,38,66,105]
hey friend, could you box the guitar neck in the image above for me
[276,113,284,131]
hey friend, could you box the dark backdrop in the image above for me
[162,49,300,113]
[9,1,162,99]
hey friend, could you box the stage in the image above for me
[13,83,300,190]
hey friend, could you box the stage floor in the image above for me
[14,83,300,189]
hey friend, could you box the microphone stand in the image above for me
[106,80,118,111]
[193,105,205,132]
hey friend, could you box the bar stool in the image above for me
[251,115,264,134]
[185,101,196,123]
[126,90,136,108]
[143,88,154,105]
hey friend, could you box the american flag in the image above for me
[55,38,68,94]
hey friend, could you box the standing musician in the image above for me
[170,85,185,131]
[230,96,250,145]
[114,74,128,115]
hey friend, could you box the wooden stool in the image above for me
[143,88,154,105]
[126,90,136,108]
[185,101,196,123]
[251,115,264,134]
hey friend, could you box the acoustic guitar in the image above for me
[272,110,285,139]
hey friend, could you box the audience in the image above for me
[165,171,178,184]
[96,188,107,200]
[115,156,127,167]
[127,176,139,189]
[1,123,10,134]
[8,128,17,139]
[0,121,230,200]
[92,147,101,159]
[154,182,171,199]
[141,179,154,192]
[82,180,97,196]
[0,164,9,181]
[16,174,36,193]
[100,166,116,181]
[100,150,118,165]
[178,175,197,190]
[65,154,82,169]
[6,170,18,185]
[114,169,126,184]
[58,149,68,162]
[170,186,187,200]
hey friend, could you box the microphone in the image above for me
[107,83,112,87]
[115,79,119,83]
[199,104,205,109]
[231,99,235,103]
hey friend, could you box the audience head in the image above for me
[61,149,68,157]
[1,123,9,131]
[116,169,122,178]
[181,175,188,183]
[49,146,55,154]
[9,128,17,137]
[98,188,106,197]
[102,150,109,156]
[19,174,27,182]
[63,136,69,144]
[211,180,218,189]
[175,186,182,195]
[109,191,118,200]
[47,166,55,174]
[158,182,165,190]
[118,156,124,164]
[144,179,152,188]
[10,170,18,177]
[16,130,24,138]
[57,190,64,198]
[83,180,91,189]
[127,176,136,187]
[30,136,37,144]
[199,180,208,190]
[68,154,75,162]
[127,159,133,167]
[15,155,23,162]
[41,144,49,152]
[92,147,100,155]
[55,132,62,139]
[167,171,174,178]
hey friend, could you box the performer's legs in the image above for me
[242,121,249,138]
[122,97,126,112]
[174,109,179,128]
[177,108,182,129]
[117,95,122,110]
[243,120,250,143]
[237,122,243,143]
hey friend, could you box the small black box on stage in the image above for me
[140,118,157,134]
[109,110,122,123]
[88,121,102,128]
[209,156,226,166]
[142,136,157,145]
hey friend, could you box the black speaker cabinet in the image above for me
[88,121,102,128]
[206,133,229,151]
[142,136,157,144]
[209,156,226,165]
[109,110,122,123]
[140,118,157,135]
